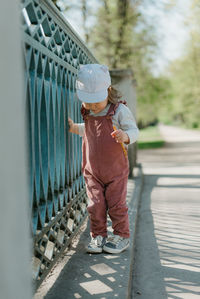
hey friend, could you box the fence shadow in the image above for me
[34,179,136,299]
[39,219,130,298]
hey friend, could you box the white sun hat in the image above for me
[76,64,111,103]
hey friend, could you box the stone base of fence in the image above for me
[110,69,138,175]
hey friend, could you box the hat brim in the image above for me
[76,89,108,103]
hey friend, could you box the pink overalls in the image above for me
[81,102,130,238]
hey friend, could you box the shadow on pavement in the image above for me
[132,136,200,298]
[43,220,130,299]
[34,179,136,299]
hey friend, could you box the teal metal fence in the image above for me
[21,0,97,286]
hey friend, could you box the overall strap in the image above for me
[106,100,127,117]
[81,105,90,120]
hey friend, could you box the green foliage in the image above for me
[167,0,200,128]
[138,125,165,149]
[138,140,165,149]
[89,0,137,69]
[89,0,171,127]
[54,0,200,129]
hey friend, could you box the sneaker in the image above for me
[86,235,106,253]
[103,235,129,254]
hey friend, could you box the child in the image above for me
[68,64,139,254]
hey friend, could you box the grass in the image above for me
[138,125,165,149]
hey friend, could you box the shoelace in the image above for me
[91,236,103,246]
[107,235,122,245]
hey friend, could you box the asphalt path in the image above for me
[132,125,200,299]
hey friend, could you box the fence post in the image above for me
[110,69,138,176]
[0,2,32,298]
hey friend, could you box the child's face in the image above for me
[83,98,108,114]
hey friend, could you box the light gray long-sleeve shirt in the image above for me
[77,103,139,145]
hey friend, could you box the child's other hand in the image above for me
[111,129,130,144]
[68,118,79,135]
[68,117,74,132]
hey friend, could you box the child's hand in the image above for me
[68,118,80,135]
[111,129,130,144]
[68,117,74,132]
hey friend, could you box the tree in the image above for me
[167,0,200,128]
[89,0,167,127]
[53,0,171,127]
[52,0,93,44]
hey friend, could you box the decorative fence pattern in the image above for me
[21,0,97,286]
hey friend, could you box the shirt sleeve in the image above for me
[77,123,85,137]
[117,104,139,144]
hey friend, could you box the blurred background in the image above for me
[53,0,200,131]
[1,2,199,298]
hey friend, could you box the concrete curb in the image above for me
[34,164,144,299]
[127,163,144,298]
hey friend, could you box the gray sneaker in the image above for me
[86,235,106,253]
[103,235,129,254]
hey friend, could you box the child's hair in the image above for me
[107,86,122,104]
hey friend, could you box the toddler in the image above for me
[68,64,139,254]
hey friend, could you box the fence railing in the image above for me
[21,0,97,286]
